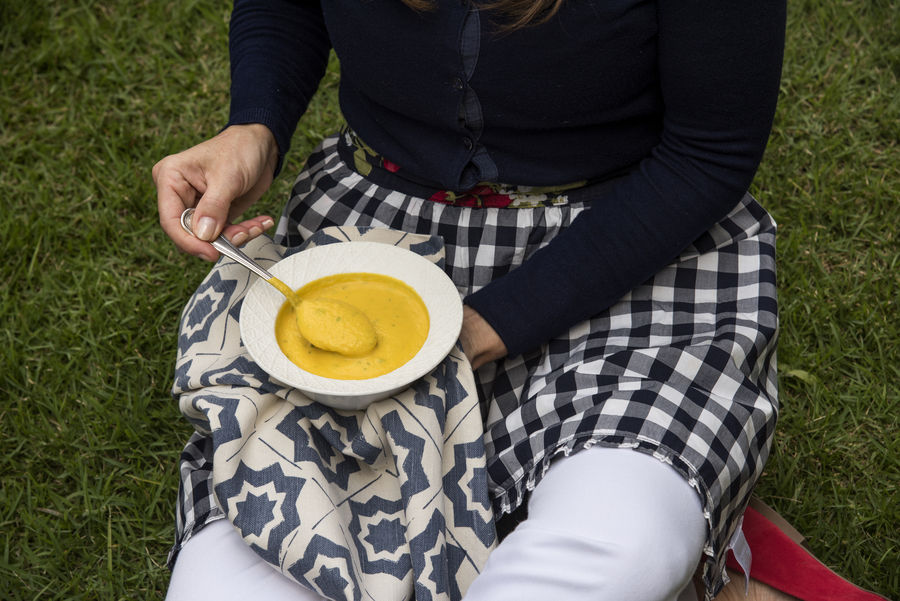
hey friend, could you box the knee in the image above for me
[595,521,701,586]
[487,521,698,600]
[527,449,708,578]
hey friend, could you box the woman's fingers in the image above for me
[153,164,214,259]
[222,215,276,248]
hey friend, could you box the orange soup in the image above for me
[275,273,429,380]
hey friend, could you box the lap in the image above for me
[167,134,778,599]
[168,446,706,601]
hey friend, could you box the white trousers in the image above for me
[167,447,707,601]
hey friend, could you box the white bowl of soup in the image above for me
[240,242,464,410]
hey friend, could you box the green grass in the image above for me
[750,1,900,596]
[1,0,897,598]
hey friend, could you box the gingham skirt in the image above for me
[172,133,779,599]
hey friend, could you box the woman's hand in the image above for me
[152,123,280,261]
[459,306,508,370]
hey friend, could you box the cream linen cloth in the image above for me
[173,227,497,601]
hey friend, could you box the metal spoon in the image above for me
[180,207,276,281]
[180,208,377,356]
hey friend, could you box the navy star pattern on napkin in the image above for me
[175,228,496,601]
[215,461,307,565]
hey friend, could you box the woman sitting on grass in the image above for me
[153,0,888,599]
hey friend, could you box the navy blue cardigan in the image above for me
[226,0,786,357]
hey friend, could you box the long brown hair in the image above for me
[399,0,566,31]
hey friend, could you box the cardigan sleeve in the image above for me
[226,0,332,176]
[465,0,786,358]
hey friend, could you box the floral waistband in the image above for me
[338,125,618,209]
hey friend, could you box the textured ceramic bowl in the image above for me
[241,242,464,410]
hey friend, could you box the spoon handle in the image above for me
[180,208,275,281]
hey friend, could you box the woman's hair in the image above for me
[400,0,565,30]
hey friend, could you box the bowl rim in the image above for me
[240,242,464,398]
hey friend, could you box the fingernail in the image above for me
[248,226,262,237]
[261,218,275,229]
[231,231,249,246]
[195,216,216,241]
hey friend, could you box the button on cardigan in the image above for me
[226,0,786,357]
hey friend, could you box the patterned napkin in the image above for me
[173,227,497,601]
